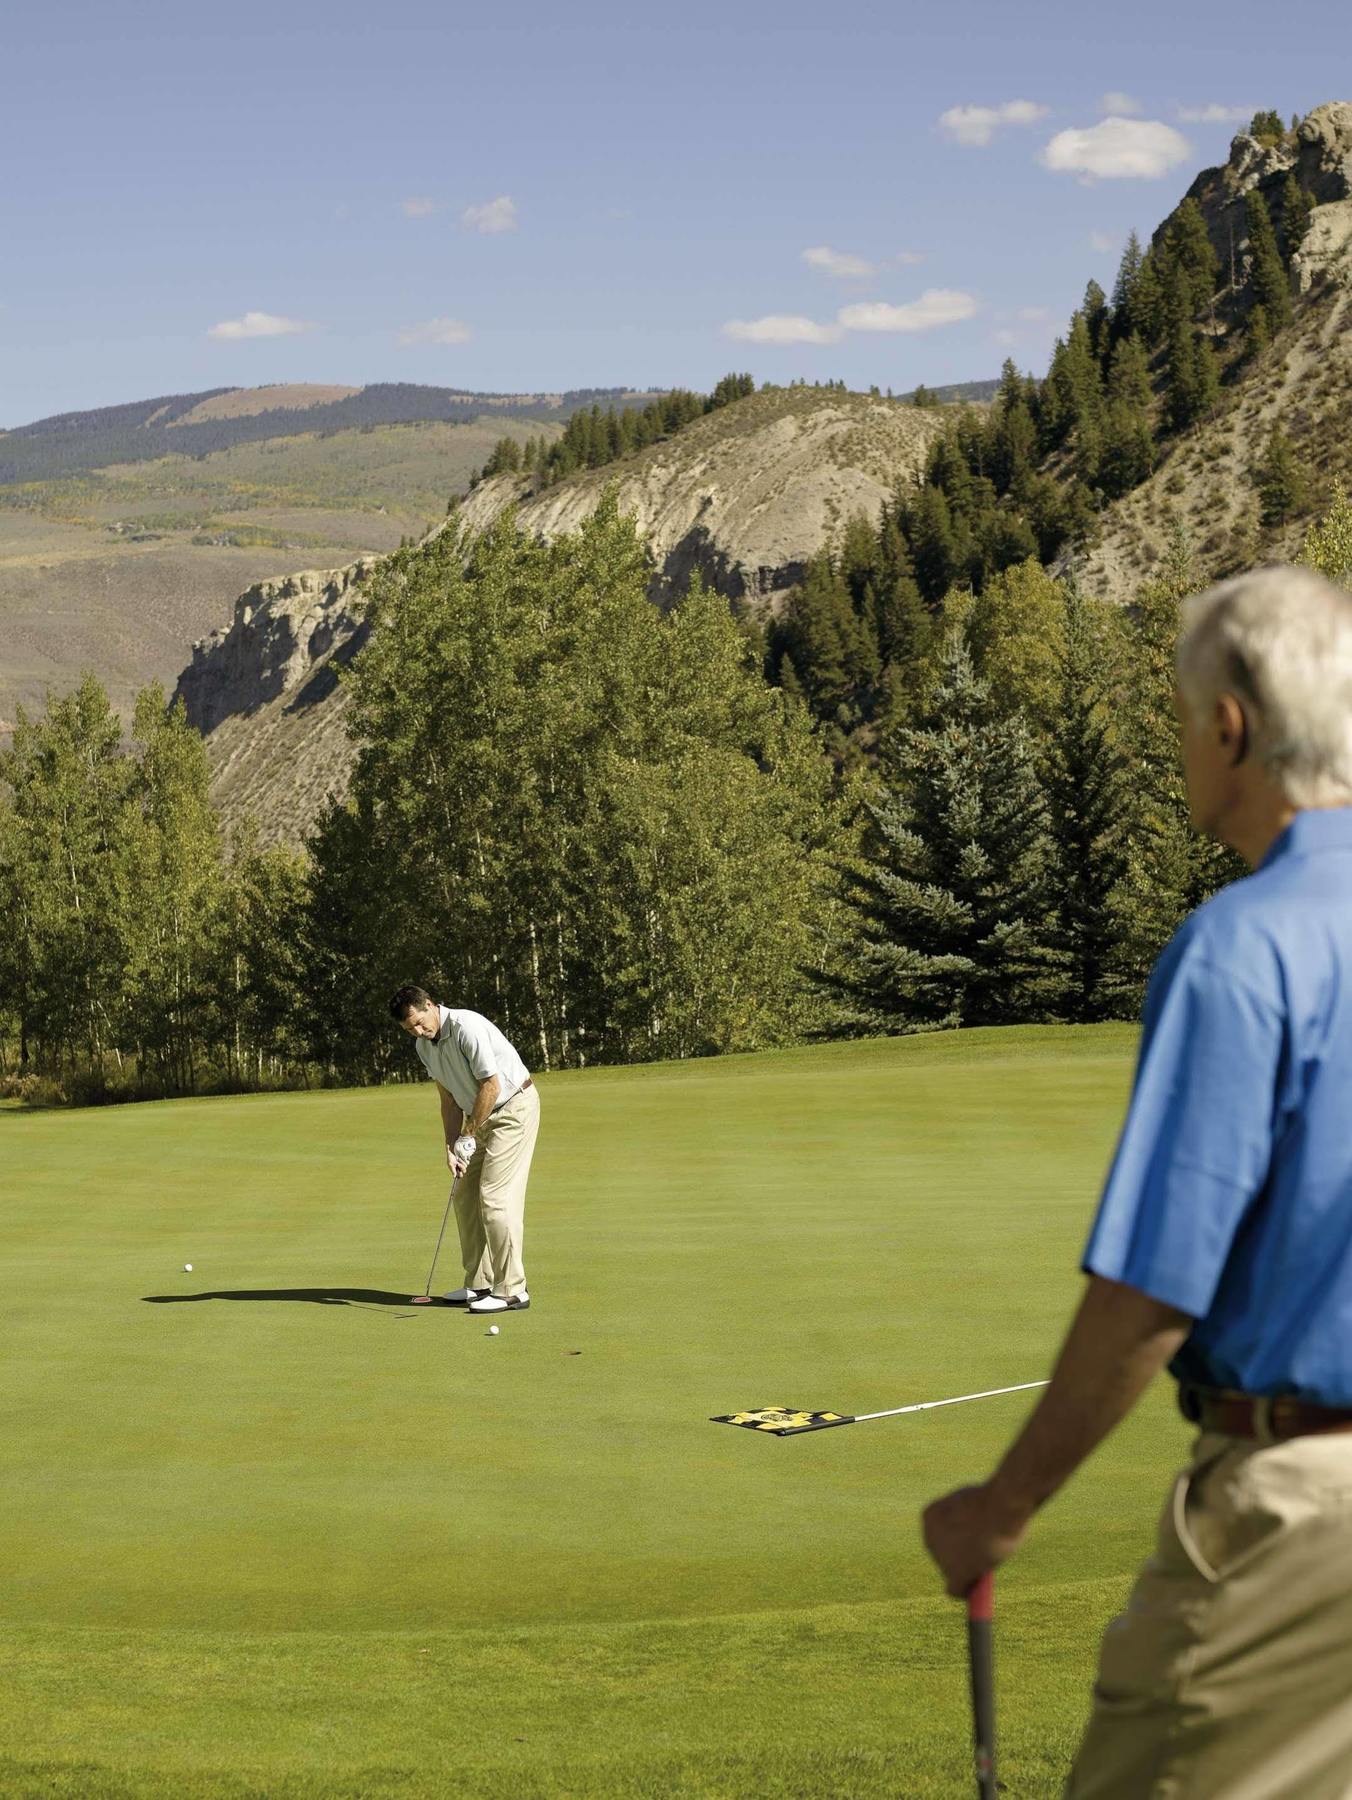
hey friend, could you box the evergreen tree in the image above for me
[1252,426,1310,527]
[1046,585,1132,1020]
[1158,199,1220,317]
[1245,189,1293,328]
[1163,316,1219,431]
[1248,110,1284,145]
[820,630,1066,1033]
[1281,175,1314,260]
[1109,231,1146,337]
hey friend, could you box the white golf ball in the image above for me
[183,1263,193,1273]
[488,1325,500,1336]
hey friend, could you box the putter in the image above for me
[411,1175,459,1304]
[967,1570,996,1799]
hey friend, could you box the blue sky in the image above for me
[3,0,1347,425]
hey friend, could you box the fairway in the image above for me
[1,1025,1193,1796]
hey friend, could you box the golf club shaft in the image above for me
[421,1176,459,1298]
[967,1570,996,1800]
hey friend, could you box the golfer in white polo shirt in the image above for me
[389,984,540,1313]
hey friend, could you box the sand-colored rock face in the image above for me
[175,388,948,845]
[457,388,947,610]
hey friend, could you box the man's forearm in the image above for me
[989,1275,1192,1520]
[440,1093,463,1146]
[464,1075,501,1138]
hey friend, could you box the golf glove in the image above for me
[452,1133,478,1171]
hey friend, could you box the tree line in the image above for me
[3,485,1346,1104]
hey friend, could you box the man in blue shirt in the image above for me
[922,565,1352,1796]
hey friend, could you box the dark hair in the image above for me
[389,984,433,1022]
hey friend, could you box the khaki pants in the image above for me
[1067,1430,1352,1799]
[456,1083,539,1300]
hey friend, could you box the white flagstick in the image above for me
[852,1379,1048,1424]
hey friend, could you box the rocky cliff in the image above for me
[455,386,947,610]
[175,387,949,845]
[1179,101,1352,295]
[1076,103,1352,603]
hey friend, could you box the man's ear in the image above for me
[1216,693,1249,768]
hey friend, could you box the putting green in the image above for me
[2,1025,1192,1795]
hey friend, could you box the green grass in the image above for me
[1,1024,1185,1796]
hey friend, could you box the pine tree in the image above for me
[1245,189,1293,328]
[1252,426,1310,527]
[1281,175,1314,260]
[820,630,1066,1033]
[1158,199,1220,317]
[1110,231,1145,337]
[1163,316,1218,431]
[1046,585,1132,1020]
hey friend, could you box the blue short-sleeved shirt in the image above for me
[1083,808,1352,1404]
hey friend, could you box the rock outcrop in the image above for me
[1179,101,1352,294]
[455,387,947,611]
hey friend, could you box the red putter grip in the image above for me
[967,1569,994,1621]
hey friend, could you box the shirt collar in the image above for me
[433,1004,450,1045]
[1260,806,1352,870]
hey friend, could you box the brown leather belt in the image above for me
[491,1077,532,1113]
[1179,1384,1352,1442]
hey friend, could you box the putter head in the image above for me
[411,1295,436,1305]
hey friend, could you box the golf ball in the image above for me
[488,1325,500,1336]
[183,1263,193,1272]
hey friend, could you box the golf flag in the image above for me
[711,1408,856,1435]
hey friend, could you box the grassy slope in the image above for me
[0,418,560,734]
[1,1026,1180,1796]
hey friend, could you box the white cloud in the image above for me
[207,311,314,340]
[397,317,473,348]
[837,288,979,333]
[1101,91,1143,116]
[803,245,876,278]
[723,314,843,345]
[401,197,437,218]
[461,195,518,234]
[1089,229,1117,253]
[1040,118,1192,180]
[1177,102,1252,124]
[939,100,1048,147]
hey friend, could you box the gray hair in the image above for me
[1176,564,1352,806]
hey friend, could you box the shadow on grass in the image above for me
[142,1287,435,1309]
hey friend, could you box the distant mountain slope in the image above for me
[0,414,558,734]
[175,385,953,844]
[0,383,658,486]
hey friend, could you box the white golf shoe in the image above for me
[442,1286,489,1305]
[468,1291,531,1314]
